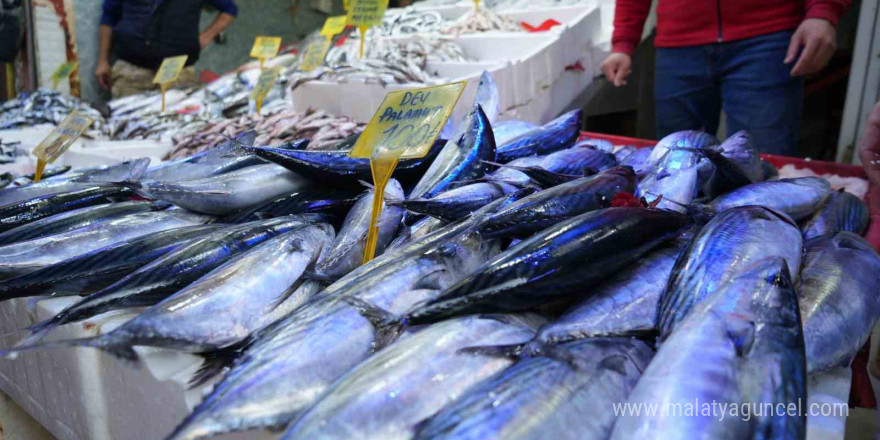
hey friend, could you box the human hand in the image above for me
[600,52,632,87]
[199,33,212,50]
[95,59,112,90]
[785,18,837,76]
[859,102,880,186]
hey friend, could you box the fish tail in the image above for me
[72,159,148,189]
[457,342,526,359]
[188,338,251,389]
[343,296,406,352]
[1,335,137,361]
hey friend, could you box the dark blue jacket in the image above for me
[101,0,238,70]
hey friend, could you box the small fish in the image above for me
[20,215,325,344]
[405,207,690,324]
[0,200,170,246]
[481,167,635,238]
[694,177,831,221]
[316,180,405,279]
[0,210,212,281]
[496,110,581,162]
[390,181,518,222]
[801,190,869,240]
[0,186,134,233]
[415,337,653,440]
[611,257,806,440]
[409,105,496,199]
[798,232,880,374]
[11,223,335,359]
[0,225,223,300]
[220,188,362,224]
[279,314,542,440]
[656,206,803,340]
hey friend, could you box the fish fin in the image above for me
[71,158,148,188]
[0,336,138,362]
[412,269,449,291]
[358,180,375,190]
[457,343,525,359]
[342,296,405,352]
[188,340,250,389]
[596,354,631,375]
[300,270,337,283]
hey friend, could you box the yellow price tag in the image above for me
[321,16,348,38]
[152,55,188,85]
[251,68,280,114]
[350,82,466,263]
[300,39,332,72]
[32,111,95,181]
[250,36,282,59]
[346,0,388,27]
[50,61,78,89]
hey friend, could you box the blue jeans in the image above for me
[655,31,803,156]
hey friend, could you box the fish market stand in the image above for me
[0,130,874,440]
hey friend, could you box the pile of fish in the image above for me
[378,7,524,36]
[0,88,104,130]
[441,7,524,35]
[0,72,877,440]
[166,108,364,159]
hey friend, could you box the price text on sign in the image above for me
[51,61,78,87]
[251,68,279,102]
[250,36,282,59]
[350,82,466,160]
[32,112,95,163]
[321,16,348,37]
[346,0,388,27]
[300,39,332,72]
[152,55,188,84]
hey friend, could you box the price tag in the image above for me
[321,16,348,38]
[350,82,465,263]
[300,39,332,72]
[251,68,280,114]
[346,0,388,58]
[32,112,95,182]
[152,55,188,85]
[250,36,282,59]
[50,61,78,89]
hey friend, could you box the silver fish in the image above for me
[801,190,869,240]
[645,130,718,171]
[798,232,880,374]
[280,314,542,440]
[415,337,653,440]
[657,206,803,340]
[0,210,210,280]
[316,179,404,279]
[636,148,704,213]
[698,177,831,221]
[612,257,806,440]
[386,216,447,252]
[717,130,762,182]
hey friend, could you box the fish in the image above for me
[636,147,706,213]
[693,177,831,221]
[12,224,335,359]
[533,243,684,346]
[656,206,803,340]
[798,232,880,374]
[20,215,325,344]
[0,225,223,300]
[164,221,501,440]
[645,130,718,171]
[0,210,211,281]
[0,186,135,233]
[125,164,310,215]
[143,131,264,182]
[0,200,171,246]
[801,190,869,240]
[484,157,542,186]
[414,337,654,440]
[536,145,618,175]
[239,139,445,187]
[386,216,447,252]
[219,188,362,224]
[475,71,500,124]
[611,257,806,440]
[576,138,614,153]
[409,105,496,200]
[613,145,637,163]
[480,166,636,238]
[492,120,539,146]
[617,147,653,178]
[0,159,148,207]
[389,181,518,222]
[279,314,542,440]
[496,110,581,162]
[315,180,405,279]
[405,207,690,324]
[715,130,762,182]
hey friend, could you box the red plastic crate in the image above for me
[583,131,878,408]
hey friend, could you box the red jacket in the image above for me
[611,0,851,56]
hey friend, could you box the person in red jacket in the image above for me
[600,0,850,155]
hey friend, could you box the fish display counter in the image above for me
[0,71,878,440]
